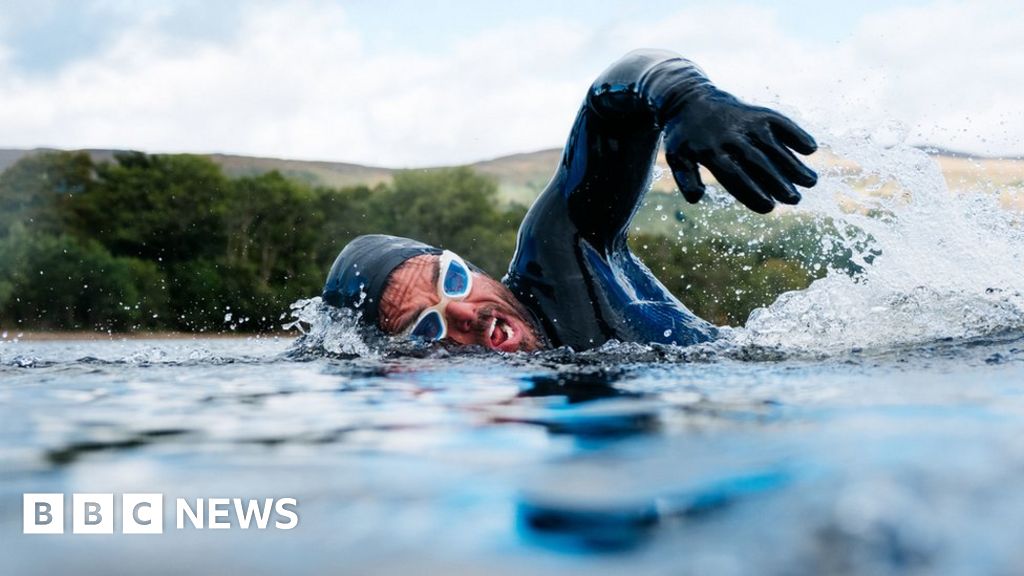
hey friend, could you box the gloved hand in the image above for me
[663,88,818,214]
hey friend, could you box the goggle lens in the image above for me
[409,309,445,340]
[442,257,471,297]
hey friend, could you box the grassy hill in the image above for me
[0,147,546,203]
[0,148,394,191]
[1,146,1020,209]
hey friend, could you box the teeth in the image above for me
[487,318,497,341]
[502,324,513,339]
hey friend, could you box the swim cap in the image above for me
[322,234,442,327]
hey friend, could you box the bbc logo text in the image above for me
[23,493,299,534]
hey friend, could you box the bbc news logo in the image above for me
[23,493,299,534]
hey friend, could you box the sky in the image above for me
[0,0,1021,167]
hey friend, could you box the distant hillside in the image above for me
[0,147,395,192]
[469,149,562,205]
[2,146,1021,208]
[0,149,30,171]
[0,147,549,205]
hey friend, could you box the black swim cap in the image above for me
[322,234,442,327]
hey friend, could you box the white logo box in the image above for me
[23,493,163,535]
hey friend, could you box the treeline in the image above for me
[0,150,845,333]
[0,152,523,332]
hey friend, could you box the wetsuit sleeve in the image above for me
[503,50,721,348]
[564,49,711,252]
[587,49,712,130]
[504,49,816,350]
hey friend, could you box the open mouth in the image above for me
[487,316,514,349]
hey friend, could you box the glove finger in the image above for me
[753,134,818,188]
[666,153,705,204]
[735,143,801,205]
[767,111,818,155]
[706,155,775,214]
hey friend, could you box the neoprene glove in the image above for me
[662,86,818,214]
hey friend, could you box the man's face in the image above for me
[379,255,544,352]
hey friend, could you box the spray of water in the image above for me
[734,124,1024,354]
[284,297,378,359]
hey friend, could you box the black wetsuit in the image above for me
[502,49,817,350]
[503,50,717,350]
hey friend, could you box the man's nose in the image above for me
[444,301,478,335]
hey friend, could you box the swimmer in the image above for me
[322,49,818,352]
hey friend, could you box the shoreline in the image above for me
[0,330,297,342]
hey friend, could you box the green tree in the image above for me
[163,258,274,331]
[0,224,168,331]
[0,151,94,237]
[369,167,525,276]
[313,183,381,269]
[224,171,322,289]
[65,152,229,262]
[633,230,819,326]
[628,191,862,325]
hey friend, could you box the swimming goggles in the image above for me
[404,250,473,341]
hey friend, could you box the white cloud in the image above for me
[0,0,1021,166]
[613,1,1024,157]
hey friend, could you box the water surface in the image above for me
[3,332,1024,575]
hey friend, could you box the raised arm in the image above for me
[504,50,818,349]
[559,49,691,251]
[538,49,818,253]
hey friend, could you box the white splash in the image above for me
[734,126,1024,353]
[284,297,378,358]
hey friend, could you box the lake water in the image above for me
[2,129,1023,575]
[2,330,1024,575]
